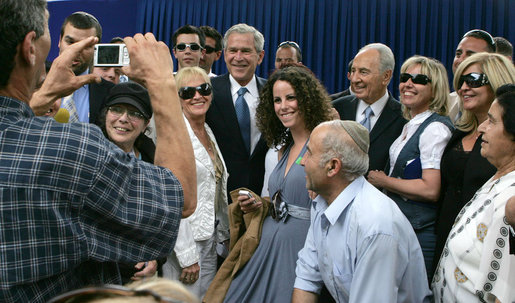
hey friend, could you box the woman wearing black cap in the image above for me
[97,81,158,282]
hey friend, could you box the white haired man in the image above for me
[293,120,431,303]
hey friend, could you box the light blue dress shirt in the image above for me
[60,70,90,122]
[294,176,432,303]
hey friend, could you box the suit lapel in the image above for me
[369,96,398,143]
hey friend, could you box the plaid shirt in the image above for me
[0,96,183,302]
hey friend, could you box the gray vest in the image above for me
[386,112,453,230]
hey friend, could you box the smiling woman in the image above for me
[367,55,454,279]
[96,81,159,283]
[432,84,515,303]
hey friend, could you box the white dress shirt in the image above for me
[355,91,389,131]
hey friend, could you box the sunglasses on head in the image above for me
[463,29,496,49]
[175,43,202,52]
[278,41,300,49]
[458,72,490,89]
[400,73,432,85]
[204,45,217,54]
[178,83,212,99]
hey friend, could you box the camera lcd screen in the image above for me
[97,45,120,65]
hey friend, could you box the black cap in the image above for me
[105,82,152,119]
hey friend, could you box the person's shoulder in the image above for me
[352,181,409,234]
[211,73,230,85]
[332,95,357,110]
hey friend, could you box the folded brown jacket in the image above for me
[203,188,270,303]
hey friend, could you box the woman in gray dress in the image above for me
[223,66,333,303]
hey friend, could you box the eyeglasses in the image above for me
[270,191,288,222]
[458,72,490,89]
[400,73,432,85]
[47,284,183,303]
[175,43,202,52]
[278,41,300,50]
[204,45,217,54]
[178,83,212,99]
[108,106,145,121]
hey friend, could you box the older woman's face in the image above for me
[105,104,148,153]
[478,100,515,169]
[179,75,212,120]
[273,80,306,132]
[399,64,433,116]
[458,63,495,115]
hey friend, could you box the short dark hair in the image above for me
[495,84,515,139]
[277,41,302,62]
[60,11,102,41]
[199,26,222,51]
[171,25,205,48]
[110,36,124,44]
[494,37,513,59]
[0,0,47,88]
[347,59,354,73]
[463,29,495,53]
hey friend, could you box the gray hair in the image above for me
[358,43,395,74]
[223,23,265,53]
[0,0,47,88]
[318,120,369,182]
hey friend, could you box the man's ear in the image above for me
[20,31,37,66]
[382,69,393,86]
[327,158,341,177]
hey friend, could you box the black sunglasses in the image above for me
[175,43,202,52]
[204,45,217,54]
[270,191,288,222]
[458,72,490,89]
[178,83,212,99]
[400,73,432,85]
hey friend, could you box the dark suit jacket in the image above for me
[89,79,114,124]
[332,94,406,172]
[330,88,350,100]
[206,73,268,197]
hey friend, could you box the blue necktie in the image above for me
[235,87,250,152]
[360,106,373,131]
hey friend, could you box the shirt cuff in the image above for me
[293,277,322,294]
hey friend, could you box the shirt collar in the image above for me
[229,74,258,98]
[357,90,389,117]
[409,109,432,124]
[315,176,365,226]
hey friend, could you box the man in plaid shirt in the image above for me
[0,1,197,302]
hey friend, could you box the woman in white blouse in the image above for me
[368,56,453,278]
[432,84,515,303]
[162,67,229,299]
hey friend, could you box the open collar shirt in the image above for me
[294,176,431,303]
[0,96,183,302]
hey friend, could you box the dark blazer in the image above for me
[89,79,114,124]
[330,88,350,100]
[206,73,268,197]
[332,94,406,172]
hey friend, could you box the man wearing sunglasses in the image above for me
[205,23,268,199]
[448,29,496,122]
[293,121,431,303]
[275,41,302,70]
[199,26,223,77]
[332,43,406,173]
[171,25,206,72]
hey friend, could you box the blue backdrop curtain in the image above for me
[136,0,513,97]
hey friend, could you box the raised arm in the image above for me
[122,33,196,218]
[30,36,101,115]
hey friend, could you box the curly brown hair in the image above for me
[256,66,333,148]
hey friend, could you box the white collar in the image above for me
[357,91,389,116]
[229,74,259,98]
